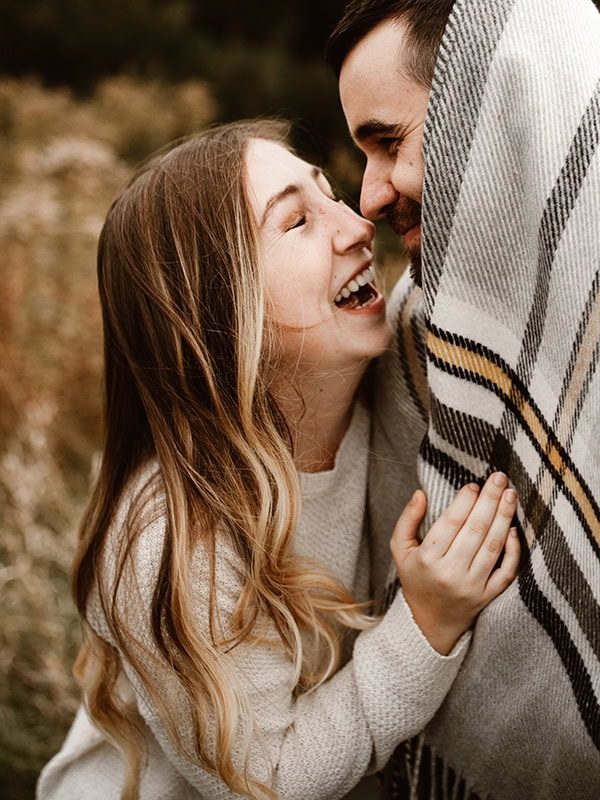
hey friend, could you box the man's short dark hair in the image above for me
[326,0,456,87]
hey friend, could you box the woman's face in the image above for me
[246,138,392,374]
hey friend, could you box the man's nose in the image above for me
[359,162,397,221]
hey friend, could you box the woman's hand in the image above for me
[390,473,520,655]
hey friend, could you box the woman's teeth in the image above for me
[334,266,376,304]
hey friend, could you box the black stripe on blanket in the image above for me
[422,0,517,306]
[385,737,483,800]
[428,388,600,637]
[420,437,480,489]
[520,82,600,380]
[491,438,600,661]
[519,562,600,748]
[552,268,600,450]
[430,397,497,465]
[395,284,429,423]
[426,324,600,557]
[517,271,600,535]
[500,81,600,450]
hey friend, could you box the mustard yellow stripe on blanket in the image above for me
[427,331,600,547]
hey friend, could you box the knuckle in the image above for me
[436,575,453,594]
[480,485,501,504]
[485,535,504,555]
[496,505,513,525]
[467,517,488,537]
[450,583,472,603]
[420,550,437,570]
[435,567,456,593]
[443,510,465,529]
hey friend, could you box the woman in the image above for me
[38,120,519,800]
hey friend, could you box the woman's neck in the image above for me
[273,362,367,473]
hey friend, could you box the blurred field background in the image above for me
[0,2,409,798]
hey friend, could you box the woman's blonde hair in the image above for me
[73,120,374,799]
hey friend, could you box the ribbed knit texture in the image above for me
[368,1,600,797]
[37,401,470,800]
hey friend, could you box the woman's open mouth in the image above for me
[334,266,381,311]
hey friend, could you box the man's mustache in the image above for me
[386,197,422,238]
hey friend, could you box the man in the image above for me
[329,0,444,289]
[327,1,600,798]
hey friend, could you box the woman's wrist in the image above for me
[404,599,470,656]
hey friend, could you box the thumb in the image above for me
[390,490,427,565]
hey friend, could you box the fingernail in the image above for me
[504,489,517,503]
[510,527,518,536]
[409,490,420,506]
[493,471,507,487]
[466,483,480,493]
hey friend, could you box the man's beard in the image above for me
[386,197,423,287]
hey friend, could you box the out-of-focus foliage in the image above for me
[0,76,219,799]
[0,1,352,161]
[2,0,599,160]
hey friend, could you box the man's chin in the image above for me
[386,204,423,287]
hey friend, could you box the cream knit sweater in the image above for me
[37,401,469,800]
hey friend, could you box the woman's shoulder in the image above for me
[114,458,164,531]
[91,459,245,637]
[118,458,243,569]
[104,458,167,584]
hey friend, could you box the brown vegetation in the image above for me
[0,76,215,797]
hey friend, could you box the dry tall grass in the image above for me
[0,76,215,798]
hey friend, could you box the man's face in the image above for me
[339,18,430,285]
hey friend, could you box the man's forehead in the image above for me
[339,21,432,145]
[339,18,409,83]
[338,20,417,119]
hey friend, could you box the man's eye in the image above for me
[380,138,402,155]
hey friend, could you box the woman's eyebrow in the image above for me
[260,166,324,226]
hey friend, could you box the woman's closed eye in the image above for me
[286,214,306,231]
[281,186,344,232]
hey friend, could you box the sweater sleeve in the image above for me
[91,490,469,800]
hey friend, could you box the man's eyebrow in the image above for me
[260,166,324,226]
[353,120,407,143]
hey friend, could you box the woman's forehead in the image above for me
[245,138,316,215]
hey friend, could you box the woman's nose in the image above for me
[333,202,375,254]
[360,161,397,221]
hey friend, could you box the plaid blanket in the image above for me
[370,0,600,797]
